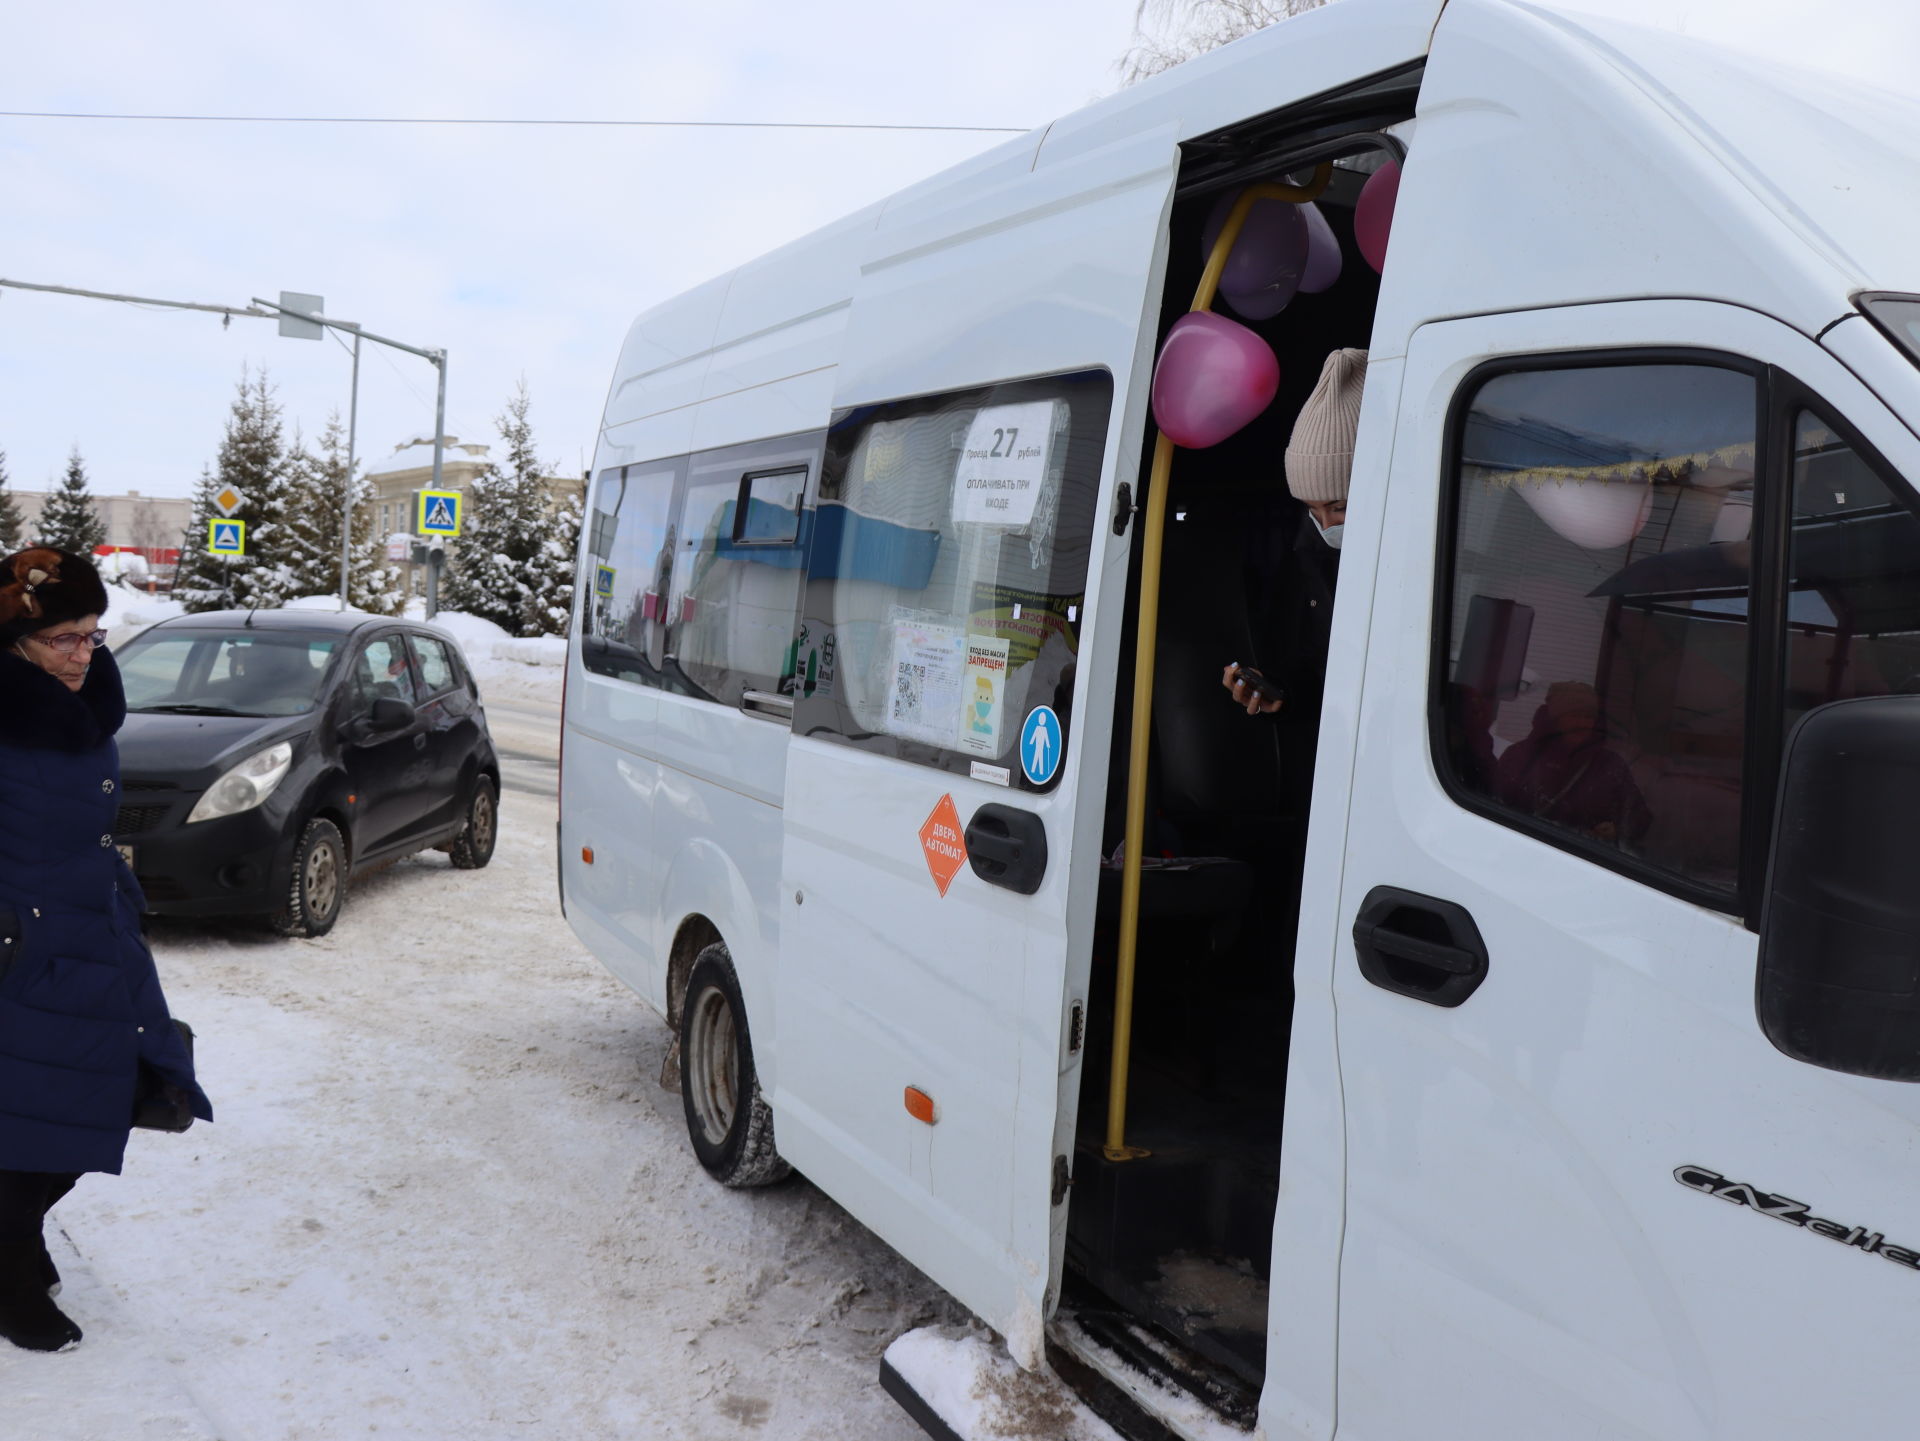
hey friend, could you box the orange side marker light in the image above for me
[904,1086,937,1125]
[581,846,595,865]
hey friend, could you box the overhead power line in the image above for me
[0,109,1030,135]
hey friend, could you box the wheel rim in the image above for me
[305,838,341,919]
[470,787,496,855]
[685,985,739,1146]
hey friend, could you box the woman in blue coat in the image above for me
[0,547,210,1353]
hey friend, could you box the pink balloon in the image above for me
[1299,201,1342,294]
[1354,161,1400,274]
[1201,190,1308,310]
[1151,311,1280,449]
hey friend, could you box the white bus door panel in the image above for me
[775,133,1177,1355]
[1335,302,1920,1439]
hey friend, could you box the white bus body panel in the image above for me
[1334,299,1920,1440]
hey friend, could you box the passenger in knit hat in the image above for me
[1221,347,1368,718]
[1285,346,1367,549]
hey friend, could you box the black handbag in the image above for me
[132,1019,196,1133]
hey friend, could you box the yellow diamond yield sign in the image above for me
[212,485,246,518]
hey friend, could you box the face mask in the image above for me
[1313,517,1345,550]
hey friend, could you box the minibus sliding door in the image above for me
[772,128,1177,1360]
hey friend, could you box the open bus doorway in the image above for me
[1062,114,1407,1412]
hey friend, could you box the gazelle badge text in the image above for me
[1674,1166,1920,1272]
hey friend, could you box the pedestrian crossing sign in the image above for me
[207,519,246,557]
[417,489,463,538]
[594,564,617,599]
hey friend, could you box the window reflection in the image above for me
[1442,363,1759,891]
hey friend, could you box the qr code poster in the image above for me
[887,616,966,747]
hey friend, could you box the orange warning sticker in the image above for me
[919,793,968,897]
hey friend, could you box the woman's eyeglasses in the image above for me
[27,629,109,655]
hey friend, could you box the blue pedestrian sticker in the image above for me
[1019,705,1063,786]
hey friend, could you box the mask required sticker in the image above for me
[1674,1165,1920,1272]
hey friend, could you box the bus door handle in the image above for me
[965,804,1048,895]
[1351,886,1489,1007]
[741,690,794,724]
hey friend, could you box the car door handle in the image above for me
[413,733,427,751]
[1351,886,1489,1007]
[965,804,1048,895]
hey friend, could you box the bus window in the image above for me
[1438,359,1760,896]
[794,370,1112,789]
[669,450,813,706]
[583,462,683,686]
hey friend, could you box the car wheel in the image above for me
[448,777,498,870]
[272,818,347,939]
[679,942,790,1188]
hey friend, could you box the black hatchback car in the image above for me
[110,609,501,936]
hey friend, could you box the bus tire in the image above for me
[679,942,791,1188]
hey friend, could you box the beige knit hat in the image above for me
[1285,348,1368,503]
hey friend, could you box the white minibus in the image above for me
[560,0,1920,1434]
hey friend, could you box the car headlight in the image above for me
[186,741,294,824]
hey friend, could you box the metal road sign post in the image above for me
[251,296,446,618]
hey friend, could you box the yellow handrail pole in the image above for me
[1103,166,1330,1163]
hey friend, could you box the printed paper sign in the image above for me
[957,635,1010,757]
[952,401,1057,527]
[887,615,966,746]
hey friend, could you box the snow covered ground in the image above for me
[4,792,966,1439]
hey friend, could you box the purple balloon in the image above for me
[1299,201,1342,294]
[1218,281,1293,321]
[1201,190,1308,311]
[1151,311,1280,449]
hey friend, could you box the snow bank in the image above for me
[420,609,563,704]
[103,581,186,646]
[494,636,566,668]
[884,1328,1123,1441]
[284,594,365,612]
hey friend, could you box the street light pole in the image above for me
[426,352,448,621]
[339,328,362,612]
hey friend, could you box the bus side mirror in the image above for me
[1759,696,1920,1081]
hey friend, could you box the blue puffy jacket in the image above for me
[0,646,211,1174]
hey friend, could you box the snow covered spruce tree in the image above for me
[0,449,24,552]
[36,446,107,554]
[174,366,293,612]
[274,412,403,613]
[521,484,583,637]
[441,381,558,634]
[173,467,231,611]
[322,412,405,614]
[270,429,336,602]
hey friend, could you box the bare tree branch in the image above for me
[1119,0,1327,86]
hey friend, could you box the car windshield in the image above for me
[117,630,342,717]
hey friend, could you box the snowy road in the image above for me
[14,792,961,1440]
[481,692,562,800]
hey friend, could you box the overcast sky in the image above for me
[0,0,1139,501]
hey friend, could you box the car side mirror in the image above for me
[369,696,417,732]
[1758,696,1920,1081]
